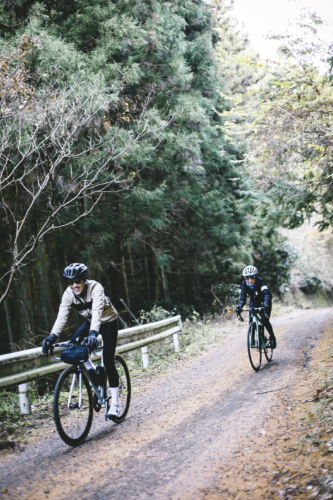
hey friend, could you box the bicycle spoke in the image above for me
[54,367,93,446]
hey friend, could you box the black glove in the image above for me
[86,330,99,350]
[42,333,57,354]
[235,305,242,314]
[264,307,270,318]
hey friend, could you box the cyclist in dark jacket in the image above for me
[236,265,277,349]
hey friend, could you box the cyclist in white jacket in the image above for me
[42,263,120,418]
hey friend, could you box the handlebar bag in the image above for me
[61,345,89,364]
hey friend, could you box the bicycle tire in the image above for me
[247,322,261,372]
[263,329,273,363]
[108,354,131,423]
[53,366,93,446]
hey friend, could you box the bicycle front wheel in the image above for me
[53,366,93,446]
[108,354,131,423]
[247,322,261,372]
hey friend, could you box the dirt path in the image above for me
[0,308,332,500]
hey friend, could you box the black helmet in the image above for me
[63,263,88,281]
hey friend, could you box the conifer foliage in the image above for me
[0,0,268,350]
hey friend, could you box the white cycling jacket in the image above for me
[51,280,118,336]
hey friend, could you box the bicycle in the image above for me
[48,339,131,446]
[237,307,273,372]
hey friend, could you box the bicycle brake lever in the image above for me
[45,344,54,361]
[47,345,54,360]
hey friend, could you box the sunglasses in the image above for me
[245,276,256,281]
[66,279,83,286]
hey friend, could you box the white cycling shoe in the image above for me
[107,404,120,419]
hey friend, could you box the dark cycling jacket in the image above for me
[237,276,272,310]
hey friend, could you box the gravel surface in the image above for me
[0,308,332,500]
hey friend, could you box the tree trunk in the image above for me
[177,265,187,304]
[154,259,160,304]
[3,298,15,351]
[160,266,170,303]
[121,256,130,307]
[51,240,65,300]
[128,248,135,283]
[37,240,55,331]
[144,253,152,308]
[12,274,32,345]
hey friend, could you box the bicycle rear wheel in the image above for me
[263,329,273,362]
[247,322,261,372]
[108,354,131,423]
[53,366,93,446]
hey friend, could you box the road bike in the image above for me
[49,339,131,446]
[237,307,273,372]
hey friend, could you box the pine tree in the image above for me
[0,0,257,350]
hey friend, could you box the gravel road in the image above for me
[1,308,332,500]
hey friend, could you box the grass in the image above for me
[0,390,20,417]
[0,383,55,450]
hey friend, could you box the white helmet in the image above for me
[242,265,258,278]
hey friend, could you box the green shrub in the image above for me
[212,283,240,306]
[138,305,173,324]
[139,303,199,323]
[300,275,323,294]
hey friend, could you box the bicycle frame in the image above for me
[81,364,106,406]
[239,307,264,331]
[248,310,265,345]
[52,341,109,410]
[244,308,267,344]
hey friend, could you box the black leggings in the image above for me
[70,319,119,387]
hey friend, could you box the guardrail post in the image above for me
[173,316,183,353]
[19,383,31,415]
[173,332,180,352]
[141,345,149,368]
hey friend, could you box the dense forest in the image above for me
[0,0,329,353]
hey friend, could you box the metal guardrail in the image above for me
[0,315,183,390]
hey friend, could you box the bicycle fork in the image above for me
[68,372,80,409]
